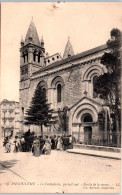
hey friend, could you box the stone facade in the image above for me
[0,99,20,137]
[19,20,111,144]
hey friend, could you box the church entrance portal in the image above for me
[82,113,93,144]
[73,113,95,145]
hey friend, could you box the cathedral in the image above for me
[19,20,110,145]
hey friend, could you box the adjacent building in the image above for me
[0,99,20,137]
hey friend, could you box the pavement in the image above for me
[67,148,121,160]
[0,138,121,193]
[73,143,121,152]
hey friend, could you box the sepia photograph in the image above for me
[0,2,121,193]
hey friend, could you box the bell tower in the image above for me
[19,20,45,132]
[20,19,45,81]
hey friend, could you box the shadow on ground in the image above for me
[0,160,18,173]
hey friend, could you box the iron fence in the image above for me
[72,131,121,148]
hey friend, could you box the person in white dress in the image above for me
[57,136,62,151]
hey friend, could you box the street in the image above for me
[0,142,121,193]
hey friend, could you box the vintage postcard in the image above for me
[0,2,121,193]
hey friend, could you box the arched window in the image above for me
[83,114,93,122]
[37,81,48,101]
[38,54,40,63]
[51,76,64,104]
[93,76,98,98]
[57,84,62,103]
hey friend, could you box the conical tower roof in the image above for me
[63,37,74,59]
[25,19,40,46]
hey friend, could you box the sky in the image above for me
[1,2,122,102]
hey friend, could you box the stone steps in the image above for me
[73,144,121,153]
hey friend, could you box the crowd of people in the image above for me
[32,134,74,156]
[3,130,75,156]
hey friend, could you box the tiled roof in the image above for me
[25,20,40,47]
[33,44,107,75]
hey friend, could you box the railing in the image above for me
[72,131,121,148]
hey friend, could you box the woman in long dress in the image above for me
[43,139,51,155]
[13,137,19,152]
[32,138,41,157]
[57,136,62,151]
[4,137,11,153]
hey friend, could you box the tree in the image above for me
[94,28,121,146]
[24,85,55,136]
[58,106,69,132]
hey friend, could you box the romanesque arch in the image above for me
[83,65,104,81]
[51,76,64,106]
[51,76,64,88]
[72,103,98,123]
[83,65,105,98]
[37,80,48,98]
[37,80,48,89]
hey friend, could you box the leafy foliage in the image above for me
[94,28,121,105]
[94,28,121,135]
[94,72,117,104]
[58,107,69,131]
[101,28,121,73]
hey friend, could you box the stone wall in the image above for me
[19,46,107,135]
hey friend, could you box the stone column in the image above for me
[28,47,33,63]
[89,81,92,98]
[79,126,84,143]
[78,124,81,143]
[47,88,52,104]
[25,55,27,63]
[53,88,56,109]
[40,51,45,66]
[68,111,73,135]
[20,51,24,65]
[35,51,38,63]
[84,81,89,96]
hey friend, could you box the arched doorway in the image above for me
[82,113,93,145]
